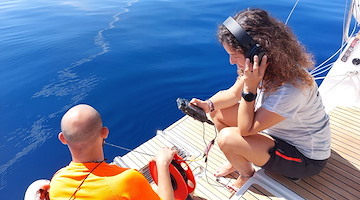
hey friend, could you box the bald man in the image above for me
[49,104,175,200]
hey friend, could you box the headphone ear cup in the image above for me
[248,46,265,64]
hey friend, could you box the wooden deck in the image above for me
[265,106,360,200]
[113,106,360,200]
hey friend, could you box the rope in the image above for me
[342,0,350,43]
[320,73,351,95]
[285,0,300,25]
[311,0,359,78]
[317,71,358,98]
[310,63,334,77]
[104,142,154,157]
[310,45,344,75]
[105,141,204,162]
[314,72,352,80]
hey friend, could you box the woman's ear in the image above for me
[58,132,67,145]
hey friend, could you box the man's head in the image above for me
[59,104,108,148]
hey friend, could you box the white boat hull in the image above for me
[319,34,360,112]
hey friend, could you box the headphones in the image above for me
[223,16,265,63]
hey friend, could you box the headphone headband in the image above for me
[222,16,265,63]
[222,16,257,51]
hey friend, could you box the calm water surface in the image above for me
[0,0,346,199]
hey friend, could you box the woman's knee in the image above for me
[217,127,239,150]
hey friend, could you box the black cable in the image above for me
[69,160,105,200]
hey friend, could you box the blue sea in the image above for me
[0,0,346,199]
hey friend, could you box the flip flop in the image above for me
[226,183,240,193]
[215,176,240,198]
[228,184,241,198]
[215,176,231,187]
[215,177,239,191]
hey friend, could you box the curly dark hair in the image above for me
[218,8,315,93]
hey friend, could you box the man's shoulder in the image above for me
[98,163,144,178]
[51,164,70,178]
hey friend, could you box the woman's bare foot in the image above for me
[214,161,236,177]
[229,169,255,195]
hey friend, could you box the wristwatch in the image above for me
[241,92,257,102]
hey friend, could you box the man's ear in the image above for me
[101,127,109,139]
[58,132,67,145]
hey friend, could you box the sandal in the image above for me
[216,176,241,198]
[216,170,255,197]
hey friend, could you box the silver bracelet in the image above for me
[206,99,215,112]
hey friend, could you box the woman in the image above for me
[190,8,331,191]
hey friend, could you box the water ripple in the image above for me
[0,117,50,190]
[0,0,138,191]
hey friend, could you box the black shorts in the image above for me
[261,136,328,179]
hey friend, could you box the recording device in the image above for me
[176,98,214,125]
[223,16,265,64]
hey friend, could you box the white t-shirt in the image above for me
[258,83,331,160]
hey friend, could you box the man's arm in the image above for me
[155,148,176,200]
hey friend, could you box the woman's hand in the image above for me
[243,55,268,93]
[190,98,211,113]
[237,67,244,78]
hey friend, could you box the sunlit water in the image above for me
[0,0,346,198]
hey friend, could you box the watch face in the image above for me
[242,92,257,102]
